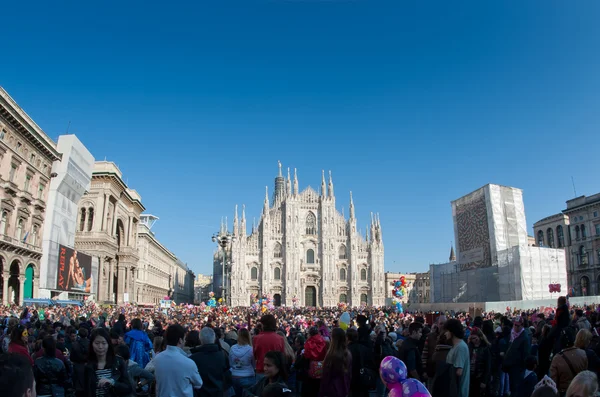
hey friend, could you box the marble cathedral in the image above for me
[226,163,385,307]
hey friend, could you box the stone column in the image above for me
[2,272,9,305]
[107,260,114,303]
[101,194,109,231]
[117,266,126,303]
[18,275,25,305]
[127,217,132,246]
[33,275,39,298]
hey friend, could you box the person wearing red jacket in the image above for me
[300,326,327,397]
[8,324,33,366]
[253,314,286,381]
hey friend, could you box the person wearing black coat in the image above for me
[503,317,531,397]
[468,329,492,397]
[84,329,132,397]
[189,327,231,397]
[347,328,375,397]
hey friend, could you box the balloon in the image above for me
[399,378,431,397]
[339,312,350,330]
[388,385,403,397]
[379,356,407,388]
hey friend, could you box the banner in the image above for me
[57,245,93,293]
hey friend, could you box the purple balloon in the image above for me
[388,385,403,397]
[379,356,407,387]
[400,378,431,397]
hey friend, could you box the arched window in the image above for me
[16,219,23,240]
[581,276,590,296]
[274,267,281,280]
[305,212,317,235]
[547,228,554,248]
[0,211,7,235]
[339,268,346,281]
[557,225,565,248]
[537,230,544,246]
[338,245,347,260]
[579,245,587,266]
[576,226,581,240]
[87,208,94,231]
[79,208,86,232]
[581,225,587,239]
[274,242,282,258]
[339,294,347,303]
[251,267,258,280]
[361,268,367,281]
[360,293,368,305]
[306,249,315,264]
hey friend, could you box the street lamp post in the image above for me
[212,230,235,306]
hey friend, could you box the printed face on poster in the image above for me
[57,245,93,293]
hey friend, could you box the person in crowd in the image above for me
[356,315,372,350]
[261,382,294,397]
[538,324,554,380]
[397,322,424,381]
[115,344,154,395]
[183,330,200,356]
[34,336,68,397]
[112,314,127,337]
[550,326,588,395]
[0,353,36,397]
[423,315,446,388]
[504,316,531,396]
[574,329,600,374]
[575,310,592,332]
[189,326,231,397]
[253,315,286,383]
[468,327,492,397]
[144,336,166,374]
[531,376,559,397]
[347,328,374,397]
[516,356,539,397]
[565,370,598,397]
[319,327,351,397]
[230,328,256,397]
[245,351,288,397]
[277,330,296,390]
[225,329,239,347]
[84,328,132,397]
[153,324,203,397]
[445,318,470,397]
[8,324,33,366]
[124,318,152,368]
[550,297,572,355]
[299,326,327,397]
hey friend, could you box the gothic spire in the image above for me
[349,191,355,219]
[450,245,456,261]
[293,168,299,195]
[278,160,282,177]
[263,186,269,215]
[328,170,334,197]
[321,170,327,197]
[233,205,239,235]
[241,204,246,236]
[287,167,292,197]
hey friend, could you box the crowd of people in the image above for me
[1,295,600,397]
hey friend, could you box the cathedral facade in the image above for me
[227,163,385,307]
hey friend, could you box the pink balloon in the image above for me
[388,385,403,397]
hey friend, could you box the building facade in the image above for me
[0,88,62,305]
[172,259,194,304]
[534,193,600,296]
[226,163,385,307]
[74,161,145,304]
[194,274,212,304]
[136,214,175,304]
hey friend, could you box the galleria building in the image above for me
[220,163,385,307]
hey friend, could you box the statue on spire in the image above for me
[321,170,327,197]
[293,168,299,195]
[278,160,282,177]
[349,191,355,219]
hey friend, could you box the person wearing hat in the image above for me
[503,316,531,396]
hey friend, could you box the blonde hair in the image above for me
[566,370,598,397]
[575,329,593,349]
[238,328,252,347]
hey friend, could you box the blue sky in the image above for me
[1,1,599,275]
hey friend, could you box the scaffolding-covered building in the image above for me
[431,184,568,303]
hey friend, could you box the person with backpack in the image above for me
[397,322,425,382]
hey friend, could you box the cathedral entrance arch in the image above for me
[305,286,316,307]
[273,294,281,307]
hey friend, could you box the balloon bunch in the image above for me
[207,291,217,308]
[291,295,299,308]
[338,302,347,311]
[391,277,407,313]
[380,356,431,397]
[260,293,274,312]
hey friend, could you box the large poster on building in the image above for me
[56,245,93,293]
[452,187,492,271]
